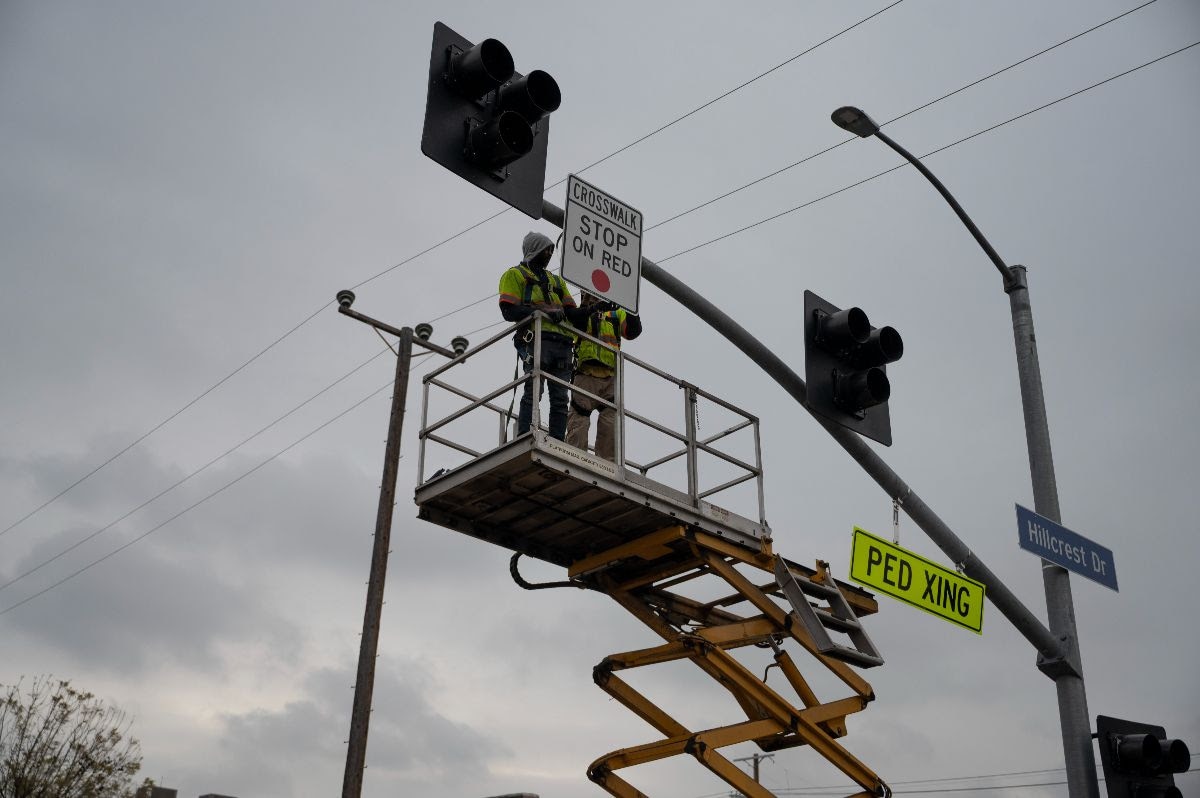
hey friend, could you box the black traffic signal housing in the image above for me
[803,290,903,446]
[421,22,560,219]
[1096,715,1191,798]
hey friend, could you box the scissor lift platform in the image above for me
[416,428,769,568]
[412,317,889,797]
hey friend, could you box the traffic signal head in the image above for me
[421,22,560,219]
[803,290,903,446]
[1096,715,1191,798]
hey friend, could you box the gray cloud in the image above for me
[168,661,507,798]
[3,3,1199,797]
[2,518,300,674]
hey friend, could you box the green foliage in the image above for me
[0,676,142,798]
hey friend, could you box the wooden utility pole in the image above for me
[733,753,774,791]
[342,325,412,798]
[335,296,462,798]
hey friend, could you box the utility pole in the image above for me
[733,753,774,787]
[334,290,461,798]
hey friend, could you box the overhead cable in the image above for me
[0,3,901,538]
[657,39,1200,264]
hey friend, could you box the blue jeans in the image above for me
[516,335,574,440]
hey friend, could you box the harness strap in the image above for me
[518,265,563,307]
[579,309,623,351]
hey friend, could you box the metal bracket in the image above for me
[1035,634,1082,680]
[463,117,511,181]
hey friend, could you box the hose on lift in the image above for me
[509,552,589,591]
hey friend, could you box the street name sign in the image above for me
[1015,504,1118,591]
[562,174,642,313]
[849,526,985,634]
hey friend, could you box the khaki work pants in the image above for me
[567,370,616,460]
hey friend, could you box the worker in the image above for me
[566,291,642,460]
[498,231,590,441]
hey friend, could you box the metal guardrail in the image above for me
[417,311,766,526]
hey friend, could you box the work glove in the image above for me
[595,300,619,313]
[546,308,566,323]
[563,305,591,327]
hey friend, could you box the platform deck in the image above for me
[415,430,770,568]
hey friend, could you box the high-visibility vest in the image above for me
[576,309,629,369]
[498,264,576,338]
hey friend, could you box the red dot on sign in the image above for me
[591,269,611,293]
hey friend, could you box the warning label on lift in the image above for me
[849,527,985,634]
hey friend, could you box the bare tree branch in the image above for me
[0,677,142,798]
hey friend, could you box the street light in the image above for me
[831,105,1097,798]
[831,106,1015,289]
[831,106,880,138]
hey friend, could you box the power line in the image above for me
[0,4,902,539]
[0,345,396,596]
[3,339,466,613]
[541,1,905,189]
[0,209,507,540]
[348,209,510,293]
[775,779,1068,795]
[430,293,497,324]
[716,752,1198,796]
[0,375,398,617]
[656,39,1200,264]
[694,766,1071,797]
[83,9,1174,572]
[1,297,508,612]
[897,782,1066,795]
[644,0,1159,234]
[0,348,460,615]
[8,8,1183,607]
[881,0,1158,129]
[0,301,329,539]
[407,0,1167,330]
[718,754,1198,797]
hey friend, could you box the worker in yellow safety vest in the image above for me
[567,291,642,460]
[499,231,591,441]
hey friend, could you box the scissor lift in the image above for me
[415,316,890,798]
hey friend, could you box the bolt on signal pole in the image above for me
[334,292,459,798]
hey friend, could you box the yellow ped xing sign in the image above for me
[850,527,985,634]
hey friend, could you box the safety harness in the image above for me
[576,308,623,362]
[506,264,572,433]
[513,264,571,345]
[518,264,567,307]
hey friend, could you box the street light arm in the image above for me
[874,130,1015,288]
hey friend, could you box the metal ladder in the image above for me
[774,558,884,669]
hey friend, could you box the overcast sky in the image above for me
[2,2,1199,797]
